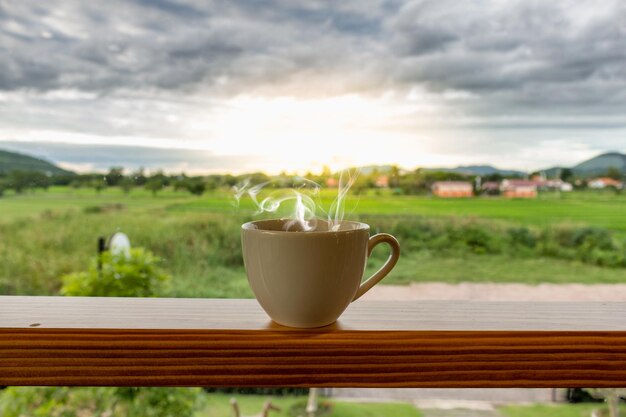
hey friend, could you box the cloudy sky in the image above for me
[1,0,625,174]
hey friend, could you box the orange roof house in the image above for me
[375,175,389,188]
[325,177,339,188]
[432,181,473,198]
[588,177,623,189]
[481,181,500,195]
[500,179,537,198]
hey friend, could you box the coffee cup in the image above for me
[241,219,400,328]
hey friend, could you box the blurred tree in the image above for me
[560,168,573,182]
[7,170,30,194]
[222,174,238,187]
[607,167,622,180]
[150,170,169,186]
[120,176,134,194]
[132,167,147,186]
[105,167,124,186]
[145,178,164,196]
[483,173,504,182]
[92,178,106,194]
[246,172,271,185]
[26,171,51,190]
[172,173,188,191]
[5,170,52,193]
[205,175,220,191]
[50,173,76,186]
[389,165,401,188]
[186,178,207,196]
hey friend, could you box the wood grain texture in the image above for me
[1,296,626,387]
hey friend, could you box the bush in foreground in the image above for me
[61,248,169,297]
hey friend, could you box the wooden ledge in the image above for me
[2,296,626,387]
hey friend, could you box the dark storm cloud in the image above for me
[0,0,390,96]
[389,1,626,111]
[0,0,625,132]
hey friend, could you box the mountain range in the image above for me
[425,165,527,177]
[423,152,625,178]
[0,147,624,178]
[0,149,73,175]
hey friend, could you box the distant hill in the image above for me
[572,152,626,176]
[541,152,626,178]
[356,164,527,177]
[0,148,74,175]
[540,166,566,178]
[426,165,526,177]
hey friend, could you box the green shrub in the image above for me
[61,248,169,297]
[448,224,499,255]
[584,248,623,267]
[360,215,624,268]
[571,227,615,251]
[0,387,204,417]
[508,227,537,249]
[1,211,624,298]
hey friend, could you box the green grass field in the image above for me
[1,186,625,295]
[500,403,626,417]
[178,188,626,235]
[0,186,191,221]
[2,186,625,233]
[200,394,421,417]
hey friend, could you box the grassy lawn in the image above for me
[175,189,626,235]
[3,206,625,296]
[200,394,421,417]
[1,187,625,294]
[380,252,626,285]
[499,403,626,417]
[0,187,190,223]
[0,186,191,222]
[2,187,625,234]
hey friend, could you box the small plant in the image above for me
[0,386,203,417]
[508,227,537,249]
[61,248,169,297]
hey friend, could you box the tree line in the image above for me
[0,164,622,197]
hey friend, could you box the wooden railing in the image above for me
[1,296,626,387]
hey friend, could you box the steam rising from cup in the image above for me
[233,169,359,232]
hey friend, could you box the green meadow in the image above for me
[3,186,625,232]
[500,403,626,417]
[201,394,422,417]
[1,186,625,296]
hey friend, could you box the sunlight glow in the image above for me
[185,93,444,173]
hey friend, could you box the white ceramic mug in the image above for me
[241,219,400,328]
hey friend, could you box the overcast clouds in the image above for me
[0,0,625,173]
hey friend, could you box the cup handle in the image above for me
[352,233,401,301]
